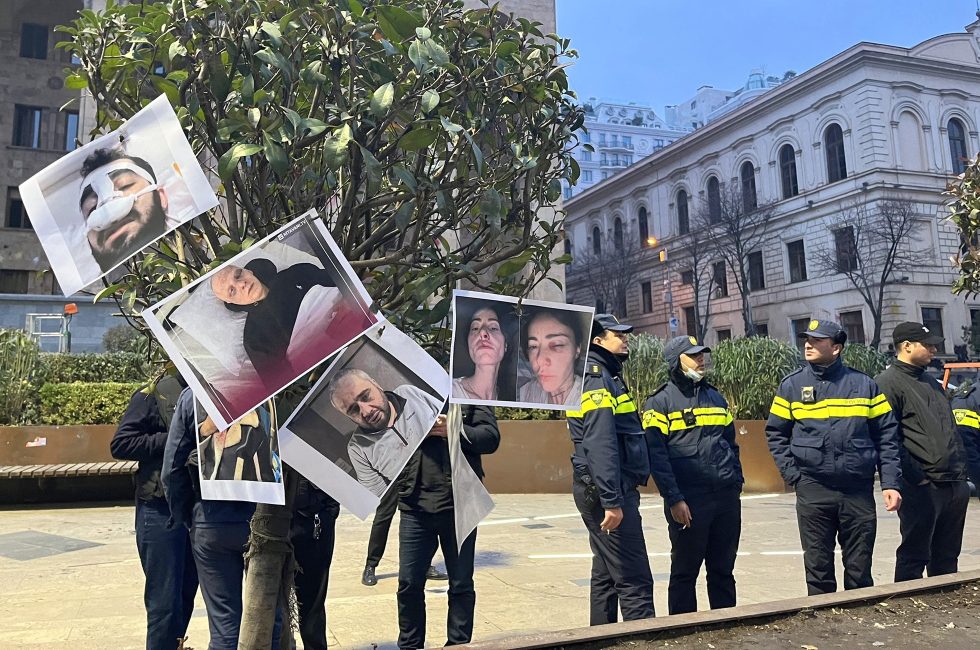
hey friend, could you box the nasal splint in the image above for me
[80,160,158,233]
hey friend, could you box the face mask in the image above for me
[80,160,158,233]
[682,366,705,382]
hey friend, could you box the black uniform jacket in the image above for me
[949,383,980,485]
[567,346,649,510]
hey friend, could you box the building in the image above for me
[564,16,980,352]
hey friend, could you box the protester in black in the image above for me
[643,336,743,614]
[395,406,499,649]
[874,322,970,581]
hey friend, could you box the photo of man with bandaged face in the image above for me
[19,94,219,295]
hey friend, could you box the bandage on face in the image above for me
[80,160,158,234]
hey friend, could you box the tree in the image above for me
[693,183,774,336]
[61,1,580,646]
[946,152,980,295]
[675,228,716,341]
[812,197,930,348]
[575,239,642,317]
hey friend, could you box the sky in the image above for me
[556,0,980,112]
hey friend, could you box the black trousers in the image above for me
[573,478,654,625]
[795,477,876,595]
[665,487,741,614]
[366,483,400,567]
[396,509,476,649]
[290,504,340,650]
[895,479,970,582]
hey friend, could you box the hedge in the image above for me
[35,352,150,384]
[36,382,141,425]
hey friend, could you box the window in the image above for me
[581,151,592,162]
[622,136,632,147]
[64,111,79,152]
[613,218,624,251]
[582,170,593,182]
[581,131,591,143]
[4,189,29,229]
[755,323,769,337]
[20,23,48,59]
[610,136,619,148]
[713,261,728,297]
[563,235,571,256]
[792,317,812,351]
[707,176,721,223]
[948,118,969,175]
[740,161,757,210]
[680,270,694,285]
[641,281,653,313]
[684,306,697,337]
[598,133,606,145]
[677,189,690,234]
[840,310,866,345]
[13,105,43,148]
[601,154,608,165]
[787,239,807,283]
[824,123,847,183]
[563,187,573,200]
[748,251,765,291]
[834,226,858,273]
[601,171,609,180]
[638,207,650,247]
[0,270,30,294]
[592,226,601,256]
[920,307,946,353]
[779,144,799,199]
[717,329,732,342]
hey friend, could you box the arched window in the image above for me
[638,207,650,247]
[677,189,690,234]
[740,161,757,210]
[592,225,601,256]
[779,144,799,198]
[824,123,847,183]
[707,176,721,223]
[949,118,969,175]
[613,217,624,251]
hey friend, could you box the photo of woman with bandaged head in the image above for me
[18,94,219,295]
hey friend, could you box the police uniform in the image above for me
[567,314,654,625]
[952,383,980,491]
[766,320,903,595]
[643,336,743,615]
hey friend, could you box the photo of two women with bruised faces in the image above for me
[450,291,594,411]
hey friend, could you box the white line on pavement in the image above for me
[479,517,531,526]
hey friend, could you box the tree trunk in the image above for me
[239,467,298,650]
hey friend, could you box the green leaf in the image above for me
[348,0,364,17]
[376,5,422,42]
[149,76,179,104]
[300,118,328,138]
[260,21,282,45]
[497,41,519,58]
[264,137,289,176]
[421,89,440,114]
[394,201,414,231]
[439,116,463,133]
[416,27,432,41]
[399,128,438,151]
[241,74,254,104]
[408,40,427,71]
[424,40,450,67]
[323,125,353,169]
[357,143,382,185]
[421,296,451,325]
[65,73,88,90]
[247,107,261,128]
[94,282,126,302]
[496,251,533,278]
[370,82,395,118]
[392,166,417,192]
[463,133,484,175]
[218,143,263,180]
[168,41,186,62]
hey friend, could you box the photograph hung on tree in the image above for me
[18,94,219,295]
[143,211,378,430]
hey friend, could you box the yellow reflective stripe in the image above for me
[666,406,730,419]
[613,392,637,414]
[642,409,668,433]
[789,396,889,420]
[868,394,892,418]
[578,389,616,414]
[567,409,583,419]
[661,407,734,430]
[954,408,980,429]
[769,398,792,420]
[772,395,791,409]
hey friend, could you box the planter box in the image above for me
[0,424,118,466]
[484,419,788,494]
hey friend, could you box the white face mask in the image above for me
[682,366,705,382]
[80,160,158,233]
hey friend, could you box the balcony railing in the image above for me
[598,141,634,151]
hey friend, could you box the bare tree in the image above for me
[694,183,775,336]
[575,240,643,317]
[674,228,716,341]
[813,197,931,348]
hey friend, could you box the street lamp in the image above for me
[647,236,657,248]
[62,303,78,353]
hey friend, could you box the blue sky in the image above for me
[556,0,979,112]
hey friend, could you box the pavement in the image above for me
[2,491,980,649]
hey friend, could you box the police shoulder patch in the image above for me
[590,392,604,406]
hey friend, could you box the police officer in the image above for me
[766,320,903,595]
[952,382,980,496]
[876,322,970,582]
[643,336,743,615]
[110,373,198,650]
[567,313,654,625]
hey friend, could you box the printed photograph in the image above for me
[449,290,594,411]
[18,94,219,295]
[194,401,284,505]
[143,212,378,430]
[279,322,449,519]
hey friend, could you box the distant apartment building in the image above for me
[564,17,980,352]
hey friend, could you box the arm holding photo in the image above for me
[519,308,585,407]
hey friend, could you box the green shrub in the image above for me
[35,352,151,384]
[708,337,802,420]
[841,343,889,377]
[495,407,563,421]
[0,329,40,425]
[622,333,670,404]
[37,382,141,425]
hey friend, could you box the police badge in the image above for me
[591,392,604,406]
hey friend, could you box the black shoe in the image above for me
[426,565,449,581]
[362,565,378,586]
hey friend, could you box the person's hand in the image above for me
[200,416,218,437]
[600,507,623,532]
[670,500,693,528]
[428,415,448,438]
[883,488,902,512]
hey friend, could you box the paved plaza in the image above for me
[2,492,980,649]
